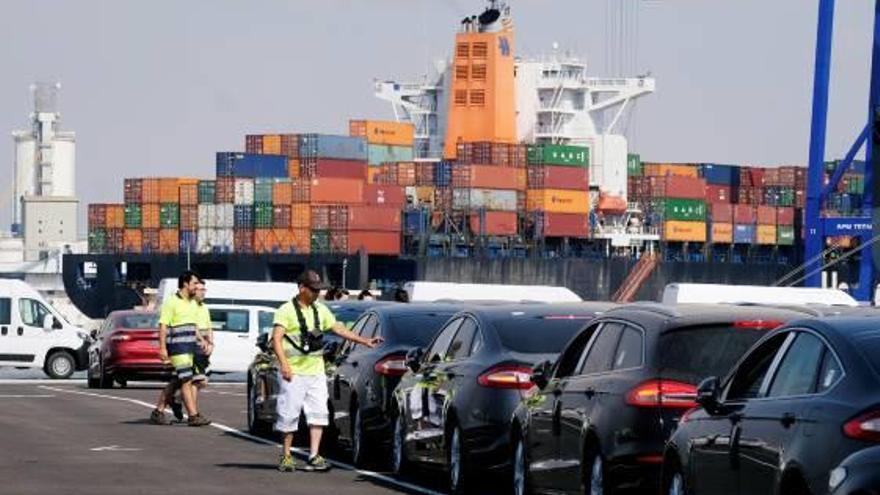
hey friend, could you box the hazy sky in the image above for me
[1,1,874,231]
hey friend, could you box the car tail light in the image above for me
[626,379,697,409]
[732,320,785,330]
[374,354,408,377]
[110,334,132,342]
[477,365,534,390]
[843,410,880,442]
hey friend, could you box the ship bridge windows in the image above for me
[454,90,468,106]
[471,64,487,81]
[472,42,488,58]
[455,65,469,81]
[469,90,486,106]
[456,42,470,58]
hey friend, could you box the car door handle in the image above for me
[780,413,796,428]
[237,334,249,339]
[351,361,358,368]
[583,388,595,398]
[17,327,23,336]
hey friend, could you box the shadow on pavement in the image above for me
[215,462,277,471]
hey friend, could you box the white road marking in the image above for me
[0,379,87,385]
[90,445,141,452]
[0,394,55,398]
[39,385,444,495]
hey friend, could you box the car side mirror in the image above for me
[531,360,553,390]
[256,333,270,353]
[696,376,720,413]
[405,347,424,373]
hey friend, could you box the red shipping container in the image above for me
[88,204,107,228]
[234,229,254,253]
[734,204,757,224]
[106,228,124,254]
[527,166,589,191]
[363,184,406,207]
[330,231,348,254]
[124,179,143,204]
[777,207,795,226]
[333,206,401,232]
[311,206,330,230]
[305,159,368,180]
[416,163,434,186]
[280,134,300,158]
[273,205,292,228]
[310,178,363,205]
[710,203,734,223]
[469,211,518,235]
[245,135,263,154]
[142,229,160,253]
[749,168,765,187]
[180,205,198,231]
[705,185,732,203]
[757,205,776,225]
[216,177,235,203]
[538,212,589,238]
[663,176,706,199]
[346,231,400,255]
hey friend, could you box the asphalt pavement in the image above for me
[0,379,448,495]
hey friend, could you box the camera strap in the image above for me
[287,298,321,354]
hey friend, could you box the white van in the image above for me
[0,279,91,378]
[403,281,582,303]
[661,283,859,307]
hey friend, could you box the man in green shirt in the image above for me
[273,270,382,472]
[150,271,211,427]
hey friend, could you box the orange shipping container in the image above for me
[367,168,382,184]
[310,178,364,205]
[273,182,292,205]
[349,120,414,146]
[123,229,143,253]
[142,179,160,204]
[711,223,733,243]
[262,135,282,155]
[106,205,125,229]
[179,183,198,206]
[663,221,707,242]
[291,204,311,229]
[288,158,301,178]
[159,229,179,253]
[526,189,590,214]
[180,205,198,231]
[397,162,416,187]
[467,165,521,190]
[346,231,400,255]
[291,229,311,254]
[159,178,181,203]
[142,204,160,229]
[470,211,518,236]
[643,163,700,178]
[416,186,435,205]
[254,229,295,253]
[757,225,777,245]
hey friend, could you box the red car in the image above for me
[87,310,172,388]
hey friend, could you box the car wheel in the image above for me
[44,351,75,379]
[87,358,100,389]
[448,425,469,494]
[584,446,605,495]
[247,378,269,436]
[512,434,530,495]
[351,407,369,468]
[98,360,114,389]
[391,411,408,476]
[116,377,128,388]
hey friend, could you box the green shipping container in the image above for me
[159,203,179,228]
[368,144,414,166]
[779,188,794,207]
[777,225,795,246]
[254,202,274,228]
[527,144,589,167]
[88,229,107,253]
[198,180,216,204]
[627,153,642,176]
[254,178,276,204]
[655,198,706,221]
[124,204,142,228]
[310,230,330,253]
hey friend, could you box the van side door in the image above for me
[0,296,34,366]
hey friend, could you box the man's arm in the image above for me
[331,322,382,348]
[272,324,293,381]
[158,323,169,362]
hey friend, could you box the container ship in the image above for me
[44,1,867,318]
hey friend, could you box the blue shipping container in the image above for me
[298,134,367,161]
[367,144,415,165]
[434,161,453,187]
[216,152,288,178]
[700,164,740,186]
[733,224,756,244]
[179,231,198,252]
[404,210,427,235]
[234,205,254,228]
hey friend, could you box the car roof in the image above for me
[600,303,809,332]
[731,303,880,317]
[464,301,617,320]
[324,300,395,311]
[368,302,466,317]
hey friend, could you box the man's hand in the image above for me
[281,365,294,382]
[364,336,384,349]
[159,348,170,363]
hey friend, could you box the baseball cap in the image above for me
[297,270,329,291]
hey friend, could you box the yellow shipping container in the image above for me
[664,221,707,242]
[416,186,435,205]
[262,134,281,155]
[711,223,733,244]
[526,189,590,214]
[643,163,699,178]
[367,168,382,184]
[757,225,777,245]
[349,120,414,146]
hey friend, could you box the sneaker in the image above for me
[170,399,184,422]
[298,455,331,472]
[149,409,171,426]
[187,413,212,427]
[278,454,296,472]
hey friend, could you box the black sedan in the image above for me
[329,303,462,467]
[246,300,391,436]
[662,315,880,495]
[391,302,615,494]
[510,303,807,495]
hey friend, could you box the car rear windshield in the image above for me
[495,316,592,354]
[387,313,456,346]
[659,325,769,384]
[116,314,159,329]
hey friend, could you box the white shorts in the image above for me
[274,372,329,433]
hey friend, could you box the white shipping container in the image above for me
[216,229,234,252]
[452,188,518,211]
[215,204,234,229]
[198,205,213,229]
[197,228,213,253]
[234,178,255,206]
